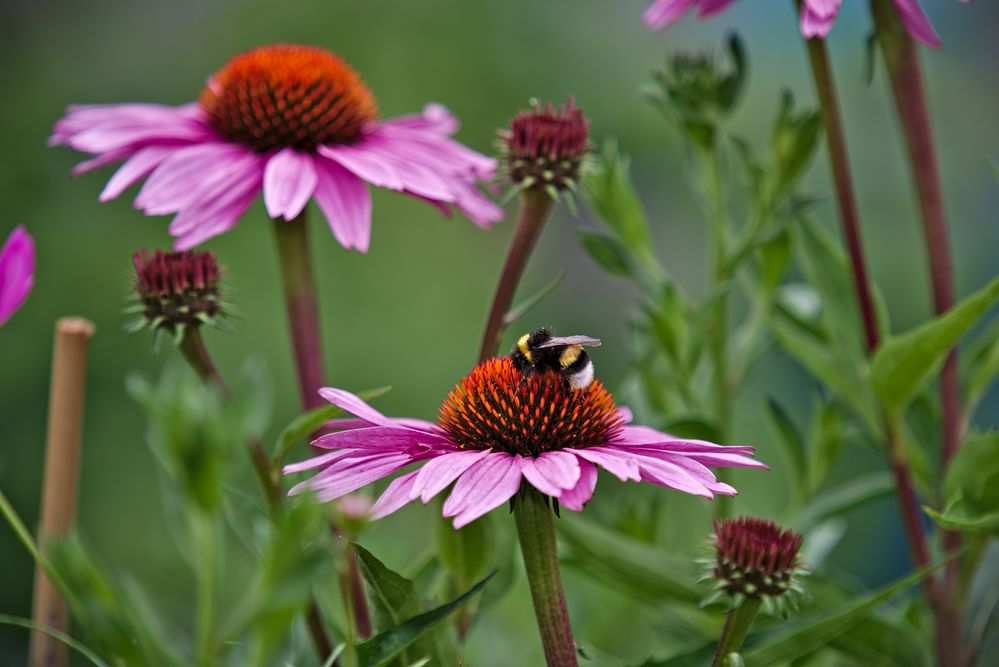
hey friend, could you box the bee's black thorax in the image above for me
[510,327,595,391]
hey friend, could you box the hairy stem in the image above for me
[479,190,553,362]
[870,2,963,663]
[710,598,762,667]
[514,488,578,667]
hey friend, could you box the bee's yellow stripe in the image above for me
[559,345,582,368]
[517,333,533,363]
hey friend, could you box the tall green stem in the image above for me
[513,488,577,667]
[193,511,219,667]
[272,213,326,411]
[710,598,762,667]
[870,3,963,664]
[479,190,553,362]
[700,142,732,518]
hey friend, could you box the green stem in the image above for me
[479,189,554,362]
[272,212,326,411]
[514,488,577,667]
[0,487,43,566]
[193,511,219,667]
[700,143,733,518]
[710,598,762,667]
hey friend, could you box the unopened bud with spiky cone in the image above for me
[699,516,807,618]
[126,249,233,346]
[497,97,591,211]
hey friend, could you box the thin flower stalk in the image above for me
[870,3,963,663]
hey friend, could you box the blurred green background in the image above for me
[2,0,997,664]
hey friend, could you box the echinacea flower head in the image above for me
[642,0,960,49]
[51,44,502,252]
[701,516,807,615]
[0,226,35,328]
[127,249,228,340]
[285,356,766,529]
[499,99,590,198]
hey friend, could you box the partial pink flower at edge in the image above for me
[284,357,767,529]
[643,0,963,49]
[0,226,35,327]
[50,45,503,252]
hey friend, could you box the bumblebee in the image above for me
[511,327,601,391]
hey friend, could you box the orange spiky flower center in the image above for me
[438,357,623,457]
[200,44,378,152]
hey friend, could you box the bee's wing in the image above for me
[536,335,601,348]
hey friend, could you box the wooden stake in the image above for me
[29,317,95,667]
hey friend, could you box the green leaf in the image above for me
[871,272,999,417]
[583,140,656,264]
[558,514,702,605]
[352,542,453,666]
[579,230,633,278]
[742,557,950,663]
[503,272,564,326]
[789,471,895,532]
[765,399,807,501]
[925,432,999,534]
[272,386,391,468]
[963,315,999,410]
[355,572,494,667]
[770,90,822,196]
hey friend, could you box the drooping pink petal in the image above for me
[442,452,522,528]
[263,148,318,220]
[520,451,581,497]
[410,449,493,503]
[630,452,714,498]
[136,142,258,216]
[312,425,451,450]
[370,470,422,520]
[800,0,843,37]
[643,0,698,30]
[318,387,442,433]
[565,447,641,482]
[313,156,373,253]
[290,450,414,502]
[446,178,504,229]
[372,126,497,179]
[559,459,598,512]
[99,146,177,202]
[319,143,405,190]
[379,103,460,135]
[283,450,353,474]
[0,226,35,327]
[70,148,133,176]
[51,103,213,154]
[893,0,942,48]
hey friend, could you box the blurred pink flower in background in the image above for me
[0,226,35,327]
[642,0,964,49]
[51,44,502,252]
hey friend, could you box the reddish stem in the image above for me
[479,190,553,362]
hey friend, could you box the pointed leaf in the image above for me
[355,572,494,667]
[871,272,999,417]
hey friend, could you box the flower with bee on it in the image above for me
[284,342,766,529]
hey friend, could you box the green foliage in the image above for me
[926,432,999,534]
[871,271,999,417]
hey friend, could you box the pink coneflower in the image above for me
[51,44,502,251]
[286,357,766,528]
[0,226,35,327]
[642,0,960,49]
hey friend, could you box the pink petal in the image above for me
[99,146,177,202]
[263,149,318,220]
[520,451,581,497]
[370,127,496,179]
[559,460,598,512]
[370,470,422,520]
[893,0,942,48]
[313,157,373,253]
[136,142,257,216]
[379,103,460,135]
[0,226,35,327]
[319,144,405,190]
[565,447,641,482]
[631,453,714,498]
[71,148,132,176]
[447,454,524,529]
[410,449,493,503]
[312,425,450,450]
[643,0,697,30]
[317,387,442,433]
[444,178,504,228]
[53,103,213,154]
[283,450,352,474]
[291,451,414,502]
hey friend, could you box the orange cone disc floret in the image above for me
[200,44,378,152]
[438,357,623,457]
